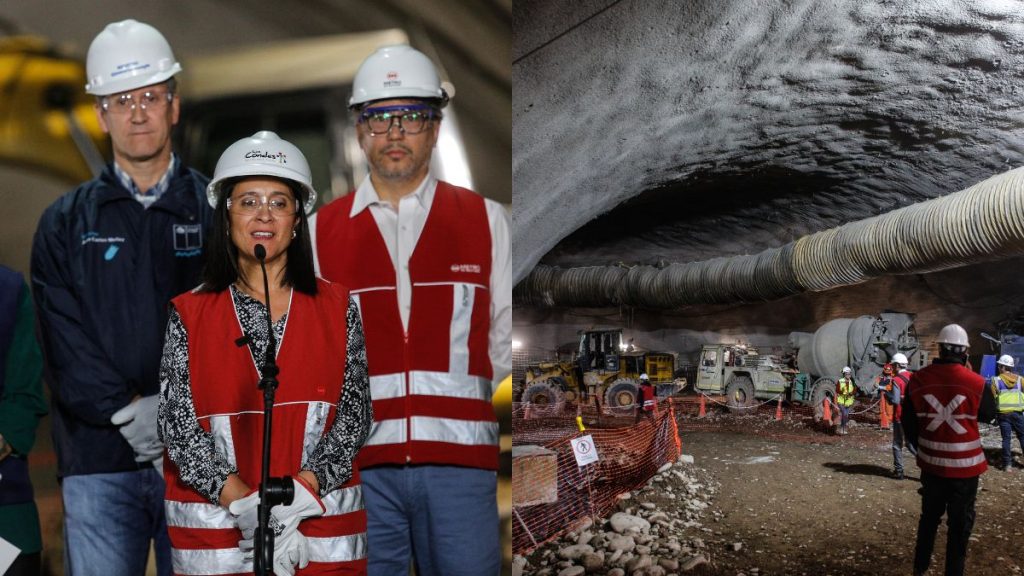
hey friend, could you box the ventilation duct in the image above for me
[514,167,1024,308]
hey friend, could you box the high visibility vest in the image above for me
[908,362,987,478]
[166,282,367,575]
[315,181,499,470]
[836,378,855,406]
[993,375,1024,413]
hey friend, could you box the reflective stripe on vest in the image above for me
[364,416,499,447]
[993,376,1024,412]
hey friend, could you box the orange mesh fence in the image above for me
[512,393,895,555]
[512,398,682,555]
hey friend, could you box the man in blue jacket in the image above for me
[30,19,211,576]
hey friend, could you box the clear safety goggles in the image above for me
[227,192,298,216]
[358,104,440,136]
[100,89,174,115]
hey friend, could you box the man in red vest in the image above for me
[311,45,510,575]
[902,324,990,576]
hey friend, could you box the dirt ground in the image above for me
[675,416,1024,575]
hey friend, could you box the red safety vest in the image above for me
[165,281,367,575]
[907,362,987,479]
[316,181,499,471]
[892,371,911,420]
[641,384,655,411]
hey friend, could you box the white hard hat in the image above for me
[936,324,970,348]
[998,354,1015,368]
[349,45,453,108]
[639,373,649,381]
[842,366,852,374]
[892,353,909,366]
[85,19,182,96]
[206,131,316,214]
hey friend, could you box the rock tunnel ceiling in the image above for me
[513,0,1024,296]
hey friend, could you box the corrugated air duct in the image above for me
[514,166,1024,308]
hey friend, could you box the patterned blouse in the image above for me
[158,284,372,504]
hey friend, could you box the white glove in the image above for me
[273,529,311,576]
[111,395,163,463]
[229,477,324,566]
[236,527,309,574]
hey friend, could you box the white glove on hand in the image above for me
[238,529,310,575]
[229,477,324,570]
[272,529,311,576]
[111,395,163,463]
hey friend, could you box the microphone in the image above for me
[253,243,277,379]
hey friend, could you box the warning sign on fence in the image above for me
[570,434,600,467]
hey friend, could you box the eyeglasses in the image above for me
[227,193,298,216]
[358,104,439,136]
[100,90,174,115]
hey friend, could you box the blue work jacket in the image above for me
[31,163,211,477]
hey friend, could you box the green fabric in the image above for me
[0,281,46,552]
[0,502,41,553]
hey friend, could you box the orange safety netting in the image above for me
[512,394,896,555]
[511,398,682,555]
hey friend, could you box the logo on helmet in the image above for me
[112,60,150,77]
[384,70,402,88]
[244,150,288,164]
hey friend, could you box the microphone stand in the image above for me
[252,244,294,575]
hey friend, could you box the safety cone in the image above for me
[822,397,832,424]
[698,394,707,418]
[775,394,784,421]
[880,397,891,429]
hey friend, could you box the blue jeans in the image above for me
[891,421,917,473]
[363,466,499,576]
[839,405,851,427]
[998,411,1024,468]
[62,469,170,576]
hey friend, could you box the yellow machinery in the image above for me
[520,329,684,412]
[0,36,108,182]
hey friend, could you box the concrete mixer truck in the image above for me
[694,311,923,412]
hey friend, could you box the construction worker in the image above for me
[903,324,989,576]
[0,265,48,576]
[311,45,510,575]
[30,20,211,576]
[877,363,895,430]
[636,373,655,424]
[836,367,856,434]
[887,353,916,479]
[990,354,1024,471]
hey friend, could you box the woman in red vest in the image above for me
[157,131,372,576]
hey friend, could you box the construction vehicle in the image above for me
[519,328,685,412]
[693,344,795,411]
[695,311,922,412]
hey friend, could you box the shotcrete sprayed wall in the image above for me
[514,256,1024,367]
[514,0,1024,285]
